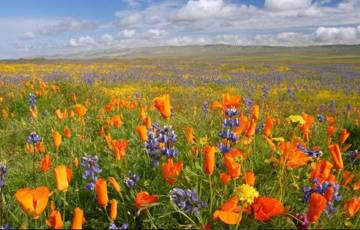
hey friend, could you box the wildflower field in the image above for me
[0,57,360,229]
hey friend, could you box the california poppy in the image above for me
[244,171,256,186]
[185,127,195,145]
[213,196,241,225]
[96,178,108,207]
[153,94,171,119]
[327,126,336,137]
[224,155,241,179]
[245,119,256,138]
[73,158,79,168]
[204,145,216,176]
[111,115,123,128]
[279,141,311,169]
[310,160,334,183]
[344,197,360,218]
[139,107,147,121]
[341,171,354,187]
[222,93,241,109]
[136,125,147,142]
[109,199,118,221]
[307,193,327,223]
[46,202,64,229]
[251,197,285,221]
[64,126,71,139]
[52,131,62,150]
[219,173,232,185]
[328,144,344,170]
[162,159,183,185]
[144,116,152,129]
[40,154,51,172]
[15,186,51,219]
[71,207,85,229]
[340,129,350,144]
[300,113,314,142]
[263,113,273,137]
[135,191,158,209]
[252,105,259,121]
[109,177,122,193]
[111,139,129,160]
[54,165,72,192]
[74,104,87,117]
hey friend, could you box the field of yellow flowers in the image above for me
[0,60,360,229]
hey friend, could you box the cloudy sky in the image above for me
[0,0,360,58]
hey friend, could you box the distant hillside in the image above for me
[48,44,360,60]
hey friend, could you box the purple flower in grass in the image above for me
[81,155,102,191]
[170,188,207,216]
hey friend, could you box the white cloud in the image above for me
[315,26,359,42]
[265,0,312,11]
[69,36,96,47]
[148,29,166,37]
[122,29,136,38]
[20,31,35,40]
[101,34,114,44]
[40,18,98,35]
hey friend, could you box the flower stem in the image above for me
[209,175,213,214]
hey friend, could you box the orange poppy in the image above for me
[144,116,152,129]
[109,199,118,221]
[344,197,360,218]
[69,110,75,119]
[252,105,260,121]
[279,141,311,169]
[109,177,122,193]
[111,139,129,160]
[29,106,38,119]
[46,202,64,229]
[64,126,71,139]
[74,104,87,117]
[244,171,256,186]
[245,119,256,137]
[263,113,273,137]
[54,165,72,192]
[353,180,360,191]
[327,126,336,137]
[111,115,123,128]
[71,207,85,229]
[36,141,46,153]
[341,171,354,187]
[204,145,216,176]
[307,193,327,223]
[213,196,241,225]
[135,191,158,209]
[52,131,62,150]
[219,173,232,185]
[153,94,171,119]
[15,186,51,219]
[222,93,241,109]
[40,154,51,172]
[162,159,183,185]
[326,116,336,126]
[55,109,67,122]
[300,113,314,142]
[310,160,334,183]
[73,158,79,168]
[139,107,147,121]
[136,125,147,142]
[96,178,108,208]
[251,197,285,221]
[328,144,344,170]
[340,129,350,144]
[185,127,195,145]
[224,155,241,179]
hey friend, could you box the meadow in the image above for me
[0,54,360,229]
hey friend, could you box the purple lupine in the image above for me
[81,155,102,190]
[297,144,322,158]
[170,188,207,216]
[28,93,36,107]
[0,164,7,189]
[124,172,140,188]
[109,223,128,230]
[27,132,42,144]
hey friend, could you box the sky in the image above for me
[0,0,359,58]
